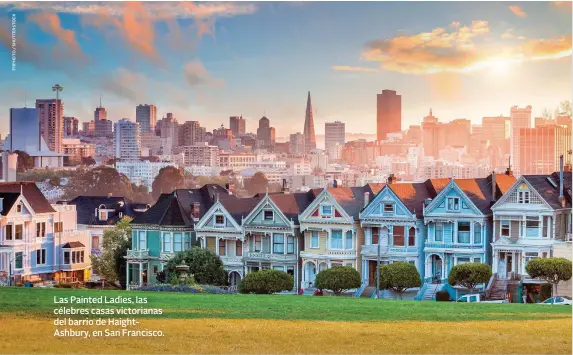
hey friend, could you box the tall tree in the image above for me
[448,263,492,294]
[560,100,572,117]
[81,156,96,166]
[90,217,133,287]
[151,166,186,200]
[63,166,134,200]
[13,150,34,173]
[244,172,269,195]
[526,257,572,297]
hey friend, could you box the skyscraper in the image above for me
[178,121,206,147]
[230,116,246,137]
[510,105,532,176]
[114,119,141,161]
[376,90,402,141]
[519,125,571,175]
[9,108,42,152]
[289,132,304,155]
[257,116,275,150]
[303,91,316,153]
[63,116,79,137]
[325,121,345,159]
[136,104,157,133]
[36,99,64,153]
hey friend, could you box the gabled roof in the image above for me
[522,172,572,210]
[388,183,433,218]
[0,193,21,216]
[310,185,379,219]
[218,194,264,224]
[268,191,317,224]
[63,196,142,225]
[62,241,85,248]
[0,182,55,214]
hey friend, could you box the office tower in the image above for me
[136,104,157,133]
[510,105,532,176]
[482,116,510,155]
[303,92,316,153]
[519,126,571,175]
[0,151,18,182]
[230,116,246,137]
[94,105,107,122]
[82,121,95,136]
[325,121,345,158]
[421,109,446,158]
[179,143,219,167]
[95,119,113,138]
[9,108,41,152]
[256,116,275,150]
[289,132,305,155]
[376,90,402,141]
[36,99,64,153]
[446,119,471,148]
[114,119,141,161]
[178,121,206,147]
[63,116,79,137]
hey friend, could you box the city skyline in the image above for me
[0,1,571,137]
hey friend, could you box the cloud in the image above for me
[183,60,224,87]
[501,29,515,40]
[552,1,573,11]
[330,65,379,73]
[358,21,571,75]
[508,5,527,18]
[27,12,87,62]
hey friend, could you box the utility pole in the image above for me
[376,241,380,299]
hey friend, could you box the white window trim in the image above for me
[500,220,511,238]
[263,209,275,222]
[329,230,344,250]
[14,252,24,269]
[446,197,461,212]
[214,214,225,227]
[162,232,172,253]
[36,248,47,265]
[382,202,395,214]
[320,204,333,217]
[138,231,147,250]
[310,231,319,249]
[345,230,353,250]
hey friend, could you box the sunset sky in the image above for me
[0,1,571,139]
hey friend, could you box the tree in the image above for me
[81,156,96,166]
[541,107,553,119]
[244,172,269,195]
[49,176,61,187]
[63,166,134,200]
[131,184,152,203]
[525,258,572,297]
[315,266,361,295]
[238,269,294,294]
[13,150,34,173]
[448,263,492,294]
[90,217,133,288]
[560,100,572,117]
[379,262,421,300]
[151,166,186,201]
[164,247,227,285]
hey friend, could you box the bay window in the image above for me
[457,222,471,243]
[474,223,482,244]
[273,234,285,253]
[287,236,295,254]
[526,217,540,237]
[330,230,343,249]
[310,231,319,248]
[392,226,405,246]
[345,231,353,250]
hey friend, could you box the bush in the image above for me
[436,290,451,302]
[238,270,293,294]
[315,266,361,295]
[164,247,227,286]
[56,283,72,289]
[379,262,421,300]
[448,263,491,293]
[525,257,572,297]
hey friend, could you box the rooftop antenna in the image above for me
[99,93,102,108]
[24,91,27,108]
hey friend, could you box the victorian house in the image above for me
[126,184,226,288]
[358,176,429,297]
[299,184,382,289]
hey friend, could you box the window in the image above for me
[254,235,262,252]
[15,225,23,240]
[63,251,70,264]
[447,197,460,211]
[321,205,332,216]
[457,222,471,243]
[501,221,510,237]
[345,231,353,249]
[408,260,416,265]
[273,234,285,253]
[15,252,23,269]
[435,223,443,242]
[162,233,171,252]
[457,257,471,265]
[474,224,482,244]
[99,211,107,221]
[473,257,481,263]
[408,228,416,247]
[330,230,343,249]
[526,217,540,237]
[310,231,319,248]
[173,233,182,252]
[518,191,530,204]
[215,215,224,225]
[262,235,271,253]
[392,226,405,246]
[35,249,46,265]
[36,222,46,238]
[72,251,76,264]
[54,222,63,233]
[371,227,379,244]
[6,225,12,240]
[16,204,22,213]
[236,240,243,256]
[287,236,295,254]
[192,203,200,219]
[263,210,274,221]
[219,239,226,255]
[138,231,147,250]
[92,235,100,249]
[383,203,394,213]
[273,266,284,271]
[525,252,539,265]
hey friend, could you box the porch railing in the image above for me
[353,282,367,298]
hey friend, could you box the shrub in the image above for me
[164,247,227,286]
[315,266,361,295]
[379,262,421,300]
[238,270,293,294]
[448,263,492,294]
[525,258,572,297]
[56,283,72,289]
[436,290,451,302]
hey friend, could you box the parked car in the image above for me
[456,294,508,303]
[538,296,572,305]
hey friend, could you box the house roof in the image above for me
[218,194,264,224]
[0,193,21,216]
[522,172,572,210]
[62,241,85,248]
[0,182,55,214]
[310,185,380,219]
[268,191,317,224]
[388,183,433,218]
[63,196,142,226]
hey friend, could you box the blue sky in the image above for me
[0,1,571,140]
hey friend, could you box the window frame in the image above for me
[310,231,319,249]
[218,239,226,256]
[501,220,510,237]
[435,223,443,242]
[138,231,147,250]
[15,224,23,240]
[345,231,353,250]
[330,230,343,250]
[383,203,394,214]
[36,248,46,265]
[263,210,274,222]
[447,197,460,212]
[273,233,285,254]
[36,222,46,238]
[5,225,13,240]
[162,232,172,252]
[287,235,295,254]
[214,214,225,226]
[173,233,183,252]
[320,205,333,217]
[14,252,23,269]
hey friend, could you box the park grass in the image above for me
[0,288,571,354]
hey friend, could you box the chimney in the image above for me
[387,174,397,184]
[333,180,338,188]
[505,157,513,176]
[558,155,565,208]
[491,171,497,205]
[281,179,288,193]
[364,192,370,208]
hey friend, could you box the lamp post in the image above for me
[8,253,26,286]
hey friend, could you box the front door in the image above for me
[369,260,377,286]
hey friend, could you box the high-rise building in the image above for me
[519,125,571,175]
[95,119,113,138]
[8,108,41,152]
[179,143,219,167]
[376,90,401,141]
[256,116,275,150]
[82,121,95,136]
[114,119,141,161]
[325,121,345,157]
[0,151,18,182]
[94,106,107,122]
[63,116,79,137]
[178,121,206,147]
[135,104,157,133]
[421,109,443,158]
[303,92,316,153]
[229,116,246,137]
[510,105,532,176]
[36,99,64,153]
[289,132,305,155]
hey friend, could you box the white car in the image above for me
[456,294,508,303]
[538,296,572,305]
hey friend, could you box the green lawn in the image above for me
[0,287,570,322]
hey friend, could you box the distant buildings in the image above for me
[36,99,64,153]
[289,132,304,156]
[376,89,401,141]
[325,121,345,159]
[303,92,316,153]
[178,121,206,147]
[116,161,175,192]
[179,143,219,167]
[0,151,17,182]
[229,116,246,137]
[114,119,141,161]
[63,117,79,137]
[136,104,157,133]
[510,105,532,176]
[256,116,275,150]
[62,138,96,165]
[518,125,572,175]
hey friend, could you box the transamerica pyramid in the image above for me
[303,91,316,153]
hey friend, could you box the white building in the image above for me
[289,160,312,176]
[218,153,257,171]
[116,161,176,192]
[178,143,219,167]
[309,150,329,173]
[184,165,223,177]
[114,119,141,161]
[510,105,532,176]
[325,121,345,158]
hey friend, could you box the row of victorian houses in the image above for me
[124,165,572,299]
